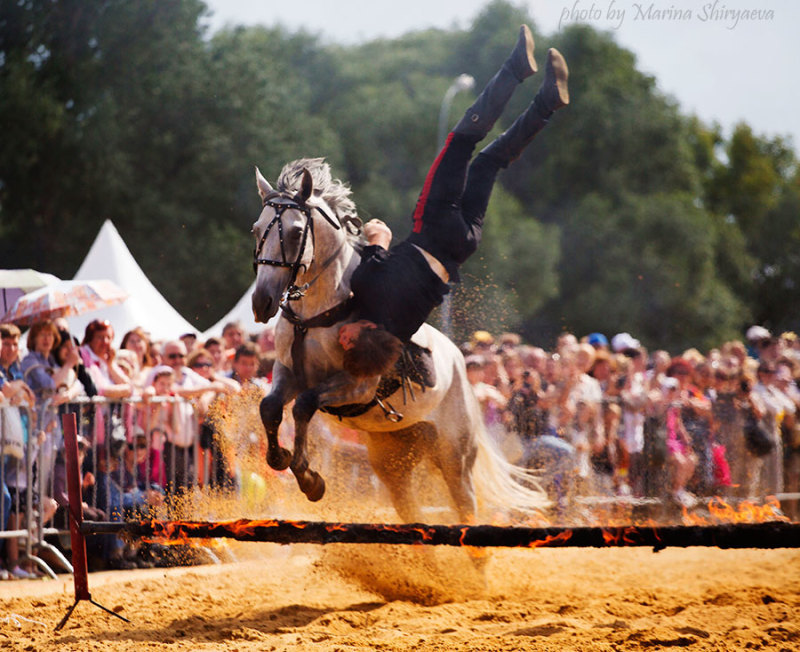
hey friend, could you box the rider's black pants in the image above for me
[406,132,501,279]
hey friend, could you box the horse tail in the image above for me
[468,397,550,519]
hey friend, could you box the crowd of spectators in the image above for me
[2,312,799,579]
[462,327,800,519]
[0,317,275,578]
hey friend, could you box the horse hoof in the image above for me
[267,447,292,471]
[302,471,326,502]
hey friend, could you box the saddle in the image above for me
[321,341,437,420]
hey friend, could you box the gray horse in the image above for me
[251,158,545,523]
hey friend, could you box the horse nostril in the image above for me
[253,293,273,321]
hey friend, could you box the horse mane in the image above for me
[276,158,365,247]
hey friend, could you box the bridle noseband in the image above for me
[253,191,342,301]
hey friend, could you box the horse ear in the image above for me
[298,168,313,204]
[255,166,273,200]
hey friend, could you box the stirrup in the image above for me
[376,398,403,423]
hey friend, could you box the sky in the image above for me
[201,0,799,149]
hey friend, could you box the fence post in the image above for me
[56,411,130,631]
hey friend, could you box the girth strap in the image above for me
[280,295,355,391]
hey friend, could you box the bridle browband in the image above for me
[253,190,343,301]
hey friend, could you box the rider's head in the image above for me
[339,320,402,378]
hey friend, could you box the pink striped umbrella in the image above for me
[2,279,129,326]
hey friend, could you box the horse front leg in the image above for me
[259,362,298,471]
[290,372,380,502]
[290,389,325,501]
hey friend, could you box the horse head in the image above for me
[251,163,356,323]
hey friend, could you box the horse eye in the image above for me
[288,225,304,243]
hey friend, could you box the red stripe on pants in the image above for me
[412,132,454,234]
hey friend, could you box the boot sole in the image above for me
[520,25,538,76]
[547,48,570,107]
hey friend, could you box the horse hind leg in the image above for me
[260,394,292,471]
[364,426,427,522]
[434,427,478,524]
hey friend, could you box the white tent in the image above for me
[67,220,198,344]
[201,280,277,339]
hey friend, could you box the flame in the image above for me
[213,518,283,537]
[145,517,286,543]
[707,496,788,523]
[126,500,792,552]
[645,520,662,543]
[526,530,573,548]
[682,496,788,526]
[364,523,435,542]
[145,518,192,546]
[601,526,639,546]
[372,524,409,534]
[411,526,434,542]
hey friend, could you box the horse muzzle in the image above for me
[251,286,279,323]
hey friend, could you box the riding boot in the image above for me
[452,25,537,139]
[479,48,569,167]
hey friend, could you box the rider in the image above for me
[339,26,569,377]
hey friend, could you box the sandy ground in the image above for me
[1,542,798,651]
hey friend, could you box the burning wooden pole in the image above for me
[81,518,800,551]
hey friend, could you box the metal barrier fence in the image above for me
[1,394,221,578]
[1,401,70,578]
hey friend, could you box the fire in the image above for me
[224,518,286,537]
[142,518,191,546]
[601,526,639,546]
[526,530,572,548]
[144,517,287,544]
[646,521,662,543]
[708,497,788,523]
[683,496,788,526]
[365,523,435,542]
[410,526,434,542]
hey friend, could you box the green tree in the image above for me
[449,186,559,340]
[0,0,213,299]
[532,192,749,351]
[702,123,799,332]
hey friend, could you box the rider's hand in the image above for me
[363,219,392,249]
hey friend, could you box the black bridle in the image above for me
[253,188,357,391]
[252,191,342,301]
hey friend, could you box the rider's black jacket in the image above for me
[350,241,449,343]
